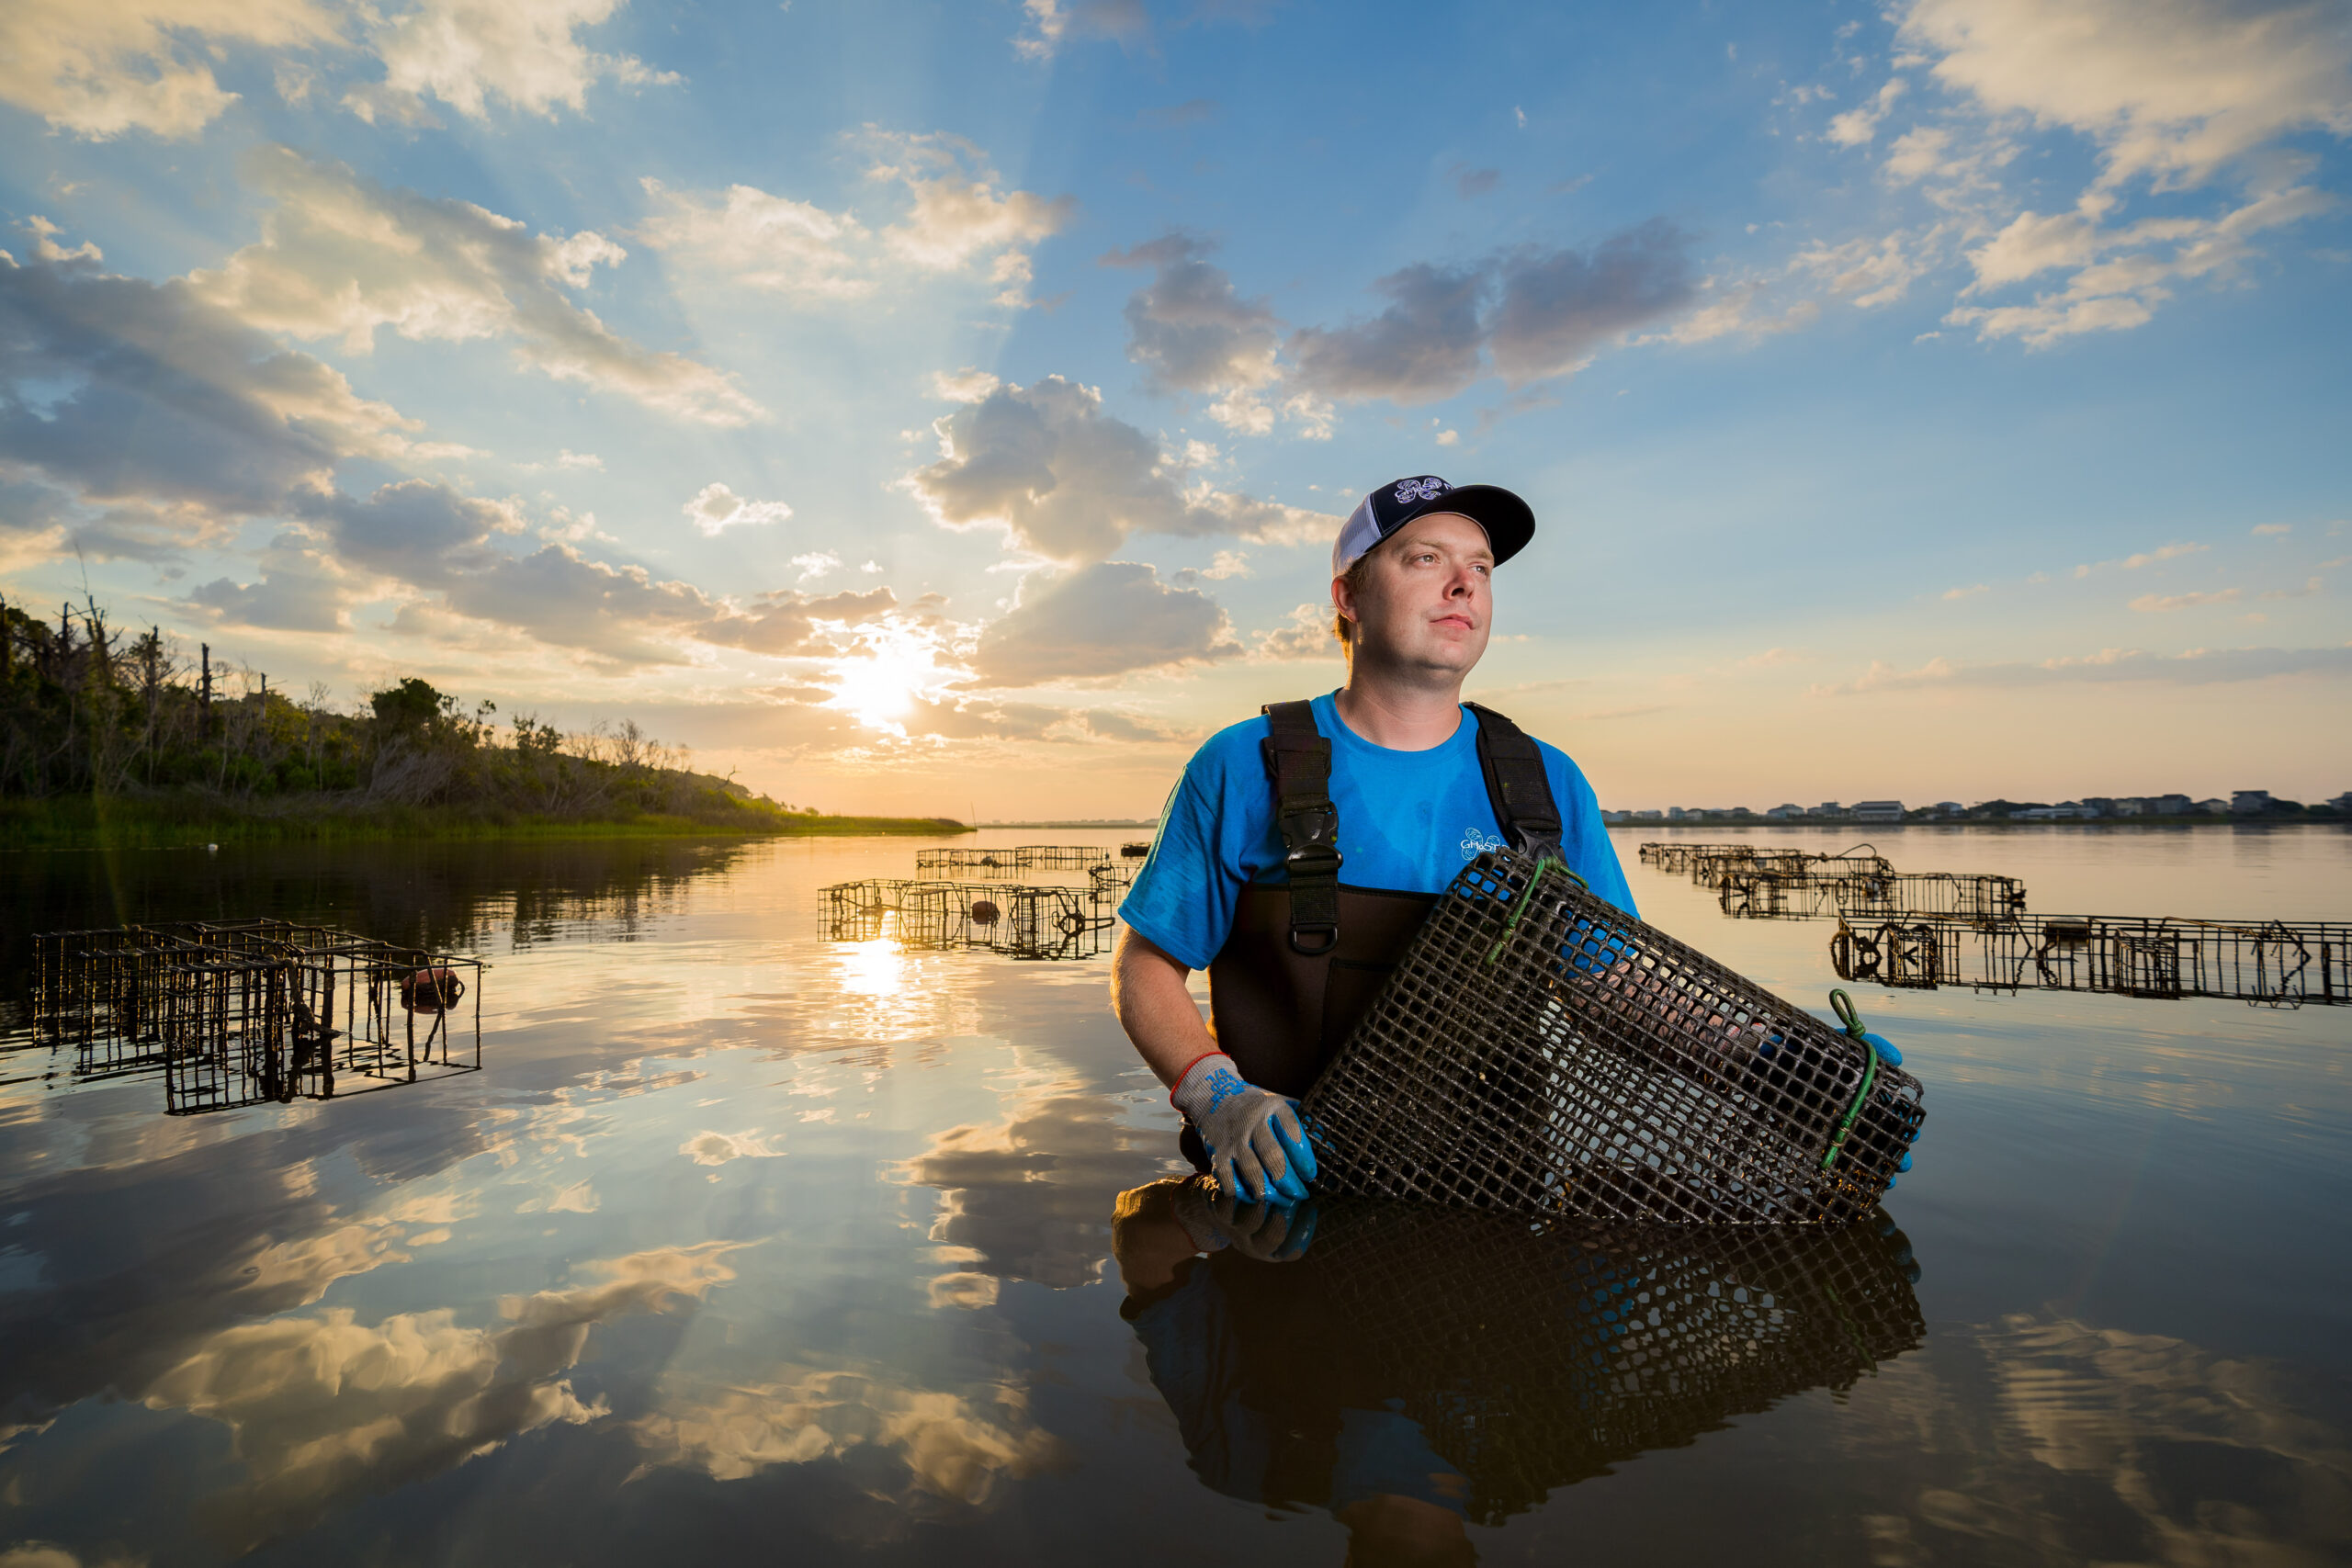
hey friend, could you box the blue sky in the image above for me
[3,0,2347,816]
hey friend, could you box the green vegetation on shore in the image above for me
[1,600,964,850]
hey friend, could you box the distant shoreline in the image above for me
[1606,815,2344,831]
[977,820,1159,830]
[0,797,969,851]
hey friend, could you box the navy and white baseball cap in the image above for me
[1332,475,1537,577]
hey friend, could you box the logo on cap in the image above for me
[1395,476,1449,504]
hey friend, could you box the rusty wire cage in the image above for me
[818,879,912,941]
[1001,886,1111,960]
[1298,1201,1924,1522]
[1835,911,2351,1007]
[913,848,1023,879]
[898,882,1008,951]
[1637,842,1757,874]
[1013,844,1112,872]
[1302,847,1924,1225]
[1714,867,2026,922]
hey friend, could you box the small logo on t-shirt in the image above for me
[1460,828,1506,859]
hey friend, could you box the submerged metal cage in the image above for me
[1716,868,2027,922]
[819,879,913,941]
[898,882,1012,951]
[1834,911,2351,1007]
[913,848,1023,879]
[1303,847,1924,1225]
[1014,844,1112,871]
[1001,886,1111,960]
[1300,1202,1924,1523]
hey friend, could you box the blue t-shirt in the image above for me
[1120,691,1635,970]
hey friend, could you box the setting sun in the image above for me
[821,621,954,735]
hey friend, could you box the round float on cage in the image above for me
[401,965,465,1013]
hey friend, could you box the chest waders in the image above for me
[1192,701,1564,1136]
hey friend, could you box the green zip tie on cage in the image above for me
[1820,987,1881,1172]
[1484,856,1589,967]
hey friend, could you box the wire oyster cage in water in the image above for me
[1301,847,1924,1225]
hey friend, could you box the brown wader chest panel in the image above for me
[1198,699,1563,1101]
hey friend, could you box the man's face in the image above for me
[1333,512,1495,679]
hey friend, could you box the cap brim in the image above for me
[1396,483,1535,567]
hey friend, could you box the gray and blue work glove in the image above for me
[1170,1051,1317,1206]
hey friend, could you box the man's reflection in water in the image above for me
[1114,1179,1926,1565]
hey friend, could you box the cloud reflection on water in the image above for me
[628,1369,1067,1506]
[898,1078,1170,1292]
[1852,1312,2352,1563]
[140,1243,745,1554]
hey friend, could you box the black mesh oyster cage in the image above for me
[1301,848,1924,1225]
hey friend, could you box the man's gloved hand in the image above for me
[1170,1177,1318,1262]
[1170,1052,1317,1205]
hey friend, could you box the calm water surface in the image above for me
[1,826,2347,1564]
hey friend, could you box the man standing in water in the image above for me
[1111,475,1636,1203]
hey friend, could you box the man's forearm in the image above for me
[1111,927,1220,1089]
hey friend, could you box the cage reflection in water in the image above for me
[1305,848,1924,1225]
[28,920,485,1114]
[1115,1186,1924,1528]
[1834,912,2352,1007]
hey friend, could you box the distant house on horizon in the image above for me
[1852,800,1905,823]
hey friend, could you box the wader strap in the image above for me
[1467,703,1564,853]
[1261,700,1342,955]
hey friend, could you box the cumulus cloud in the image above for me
[1288,262,1488,405]
[0,0,341,140]
[637,178,870,299]
[188,535,352,631]
[0,242,429,525]
[1254,602,1340,662]
[1827,77,1908,146]
[190,146,759,425]
[1287,221,1696,402]
[1817,0,2352,346]
[969,561,1241,686]
[1791,227,1947,308]
[1487,221,1698,384]
[185,473,894,663]
[348,0,676,124]
[1014,0,1152,60]
[638,137,1071,308]
[870,133,1077,305]
[1102,234,1288,434]
[683,481,793,535]
[1898,0,2352,192]
[905,375,1329,561]
[1946,180,2335,346]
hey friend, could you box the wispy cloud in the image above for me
[2130,587,2240,612]
[1814,642,2352,694]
